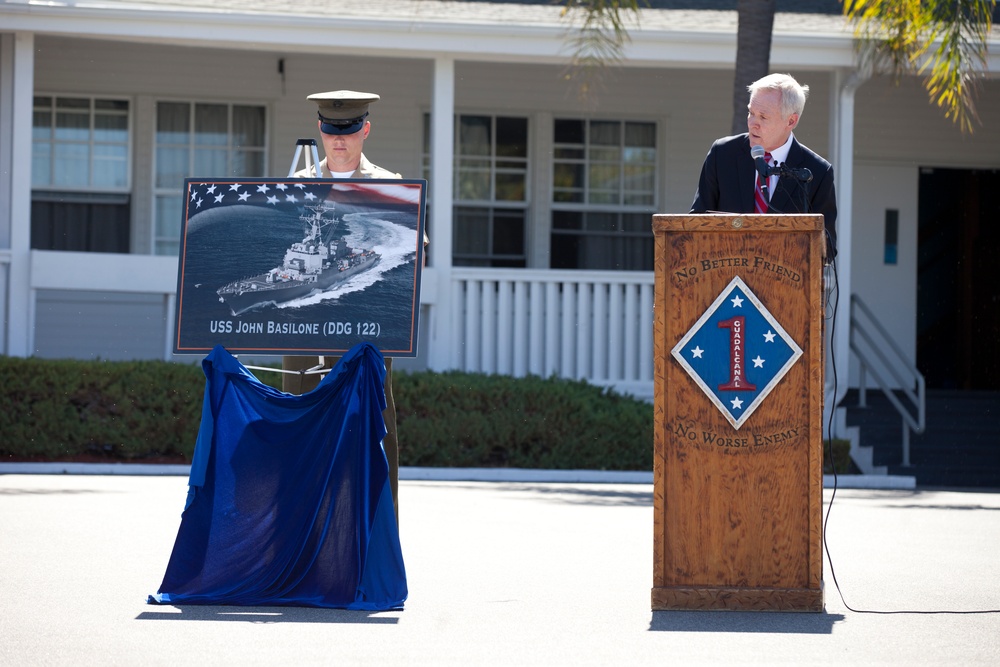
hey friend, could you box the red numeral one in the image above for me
[718,316,756,392]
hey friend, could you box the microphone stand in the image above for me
[769,163,812,214]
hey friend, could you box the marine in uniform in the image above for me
[283,90,402,517]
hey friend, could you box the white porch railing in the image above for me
[448,268,655,398]
[849,293,925,466]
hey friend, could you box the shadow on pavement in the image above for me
[136,605,401,624]
[648,610,844,634]
[412,481,653,507]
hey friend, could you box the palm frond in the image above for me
[560,1,643,104]
[844,0,995,133]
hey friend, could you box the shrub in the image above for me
[395,371,652,470]
[0,356,204,461]
[823,438,853,474]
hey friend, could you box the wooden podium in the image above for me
[651,213,825,612]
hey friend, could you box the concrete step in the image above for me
[841,389,1000,489]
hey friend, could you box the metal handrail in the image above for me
[849,294,926,466]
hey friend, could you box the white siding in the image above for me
[270,52,432,180]
[855,75,1000,168]
[34,38,286,98]
[849,164,918,388]
[34,290,168,361]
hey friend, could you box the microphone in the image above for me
[750,144,770,197]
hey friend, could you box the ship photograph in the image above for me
[173,178,426,357]
[216,201,381,317]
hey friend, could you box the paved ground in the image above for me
[1,473,998,666]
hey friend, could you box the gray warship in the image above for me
[217,201,380,316]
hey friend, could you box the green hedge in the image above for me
[0,356,205,461]
[0,355,850,472]
[394,371,651,470]
[0,356,652,469]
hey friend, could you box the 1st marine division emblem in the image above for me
[671,276,802,429]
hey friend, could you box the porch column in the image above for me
[425,56,455,371]
[0,32,34,357]
[827,68,865,437]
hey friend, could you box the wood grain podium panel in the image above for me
[651,213,825,612]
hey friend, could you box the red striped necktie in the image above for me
[754,151,772,214]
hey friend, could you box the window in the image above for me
[31,96,131,252]
[424,113,529,267]
[551,119,656,270]
[153,101,266,255]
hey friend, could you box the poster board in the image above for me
[172,178,426,357]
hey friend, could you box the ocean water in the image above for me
[176,201,422,356]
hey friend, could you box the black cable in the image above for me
[820,249,1000,616]
[821,250,847,606]
[764,182,997,614]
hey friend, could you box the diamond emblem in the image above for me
[671,276,802,429]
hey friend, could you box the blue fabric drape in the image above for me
[148,343,406,610]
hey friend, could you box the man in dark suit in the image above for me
[691,73,837,260]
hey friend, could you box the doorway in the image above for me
[917,167,1000,390]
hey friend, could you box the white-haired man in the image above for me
[690,73,837,259]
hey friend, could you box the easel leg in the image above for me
[382,358,399,522]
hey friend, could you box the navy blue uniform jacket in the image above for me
[690,133,838,259]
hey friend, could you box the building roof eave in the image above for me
[2,2,859,69]
[11,2,996,73]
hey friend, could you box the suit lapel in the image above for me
[737,135,757,213]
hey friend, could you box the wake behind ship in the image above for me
[217,201,380,316]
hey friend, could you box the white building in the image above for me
[2,1,999,469]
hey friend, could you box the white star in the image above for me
[731,295,744,308]
[752,356,765,368]
[266,195,279,205]
[691,346,704,359]
[190,190,197,201]
[276,183,288,191]
[303,191,317,201]
[763,330,776,343]
[195,198,203,209]
[238,192,250,202]
[285,194,298,203]
[206,185,217,194]
[730,397,744,410]
[293,183,306,189]
[256,184,270,194]
[229,183,242,192]
[214,194,224,203]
